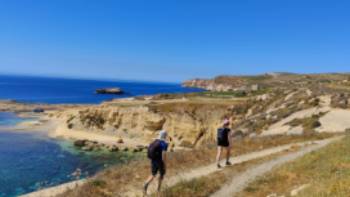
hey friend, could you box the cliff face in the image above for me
[183,77,244,92]
[54,99,241,148]
[51,87,314,148]
[182,76,261,92]
[50,73,350,149]
[182,73,350,92]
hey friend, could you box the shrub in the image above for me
[90,179,107,188]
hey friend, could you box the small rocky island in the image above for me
[95,88,124,95]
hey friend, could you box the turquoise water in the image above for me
[0,113,138,197]
[0,112,26,126]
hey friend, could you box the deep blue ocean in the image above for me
[0,75,202,196]
[0,75,201,104]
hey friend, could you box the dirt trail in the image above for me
[20,137,341,197]
[210,136,342,197]
[131,137,341,197]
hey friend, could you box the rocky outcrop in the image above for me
[331,93,349,108]
[182,76,261,92]
[73,139,120,152]
[182,78,245,92]
[55,99,249,148]
[96,88,123,94]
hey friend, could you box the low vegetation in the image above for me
[237,135,350,197]
[286,112,326,133]
[60,133,335,197]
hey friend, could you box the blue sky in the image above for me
[0,0,349,82]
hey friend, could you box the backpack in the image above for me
[147,139,162,160]
[217,128,228,140]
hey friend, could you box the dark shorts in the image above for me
[151,160,166,177]
[217,138,230,147]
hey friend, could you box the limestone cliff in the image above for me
[52,97,258,148]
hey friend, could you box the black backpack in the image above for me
[217,128,228,140]
[147,139,162,160]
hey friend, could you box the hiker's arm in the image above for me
[229,129,234,138]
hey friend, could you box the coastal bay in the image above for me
[0,75,202,196]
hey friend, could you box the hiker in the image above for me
[143,130,169,196]
[216,118,232,168]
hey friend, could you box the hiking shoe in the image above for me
[226,161,232,166]
[143,183,148,196]
[217,163,222,169]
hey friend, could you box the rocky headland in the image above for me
[4,73,350,154]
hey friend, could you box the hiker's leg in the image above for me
[157,161,166,194]
[145,160,158,194]
[157,175,164,192]
[225,147,231,162]
[145,175,155,185]
[216,146,222,164]
[144,175,155,193]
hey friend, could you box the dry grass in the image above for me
[158,153,286,197]
[159,159,262,197]
[237,135,350,197]
[59,133,336,197]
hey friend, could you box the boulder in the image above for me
[74,139,88,147]
[33,108,45,113]
[134,145,146,152]
[108,145,119,152]
[82,146,93,151]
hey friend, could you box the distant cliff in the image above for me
[182,73,350,92]
[182,75,262,92]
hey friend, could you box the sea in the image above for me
[0,75,202,197]
[0,75,201,104]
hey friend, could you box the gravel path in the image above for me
[141,137,341,196]
[210,136,342,197]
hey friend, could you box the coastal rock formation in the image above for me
[96,88,124,95]
[22,73,350,151]
[182,77,247,92]
[73,139,106,151]
[182,73,350,92]
[52,83,342,148]
[54,99,244,148]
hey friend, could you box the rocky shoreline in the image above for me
[72,139,147,153]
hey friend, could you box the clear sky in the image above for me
[0,0,349,82]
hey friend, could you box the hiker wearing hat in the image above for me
[143,130,169,196]
[216,118,232,168]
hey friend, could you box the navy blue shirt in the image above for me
[159,140,168,152]
[153,139,168,161]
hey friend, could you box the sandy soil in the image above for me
[261,107,330,136]
[317,109,350,133]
